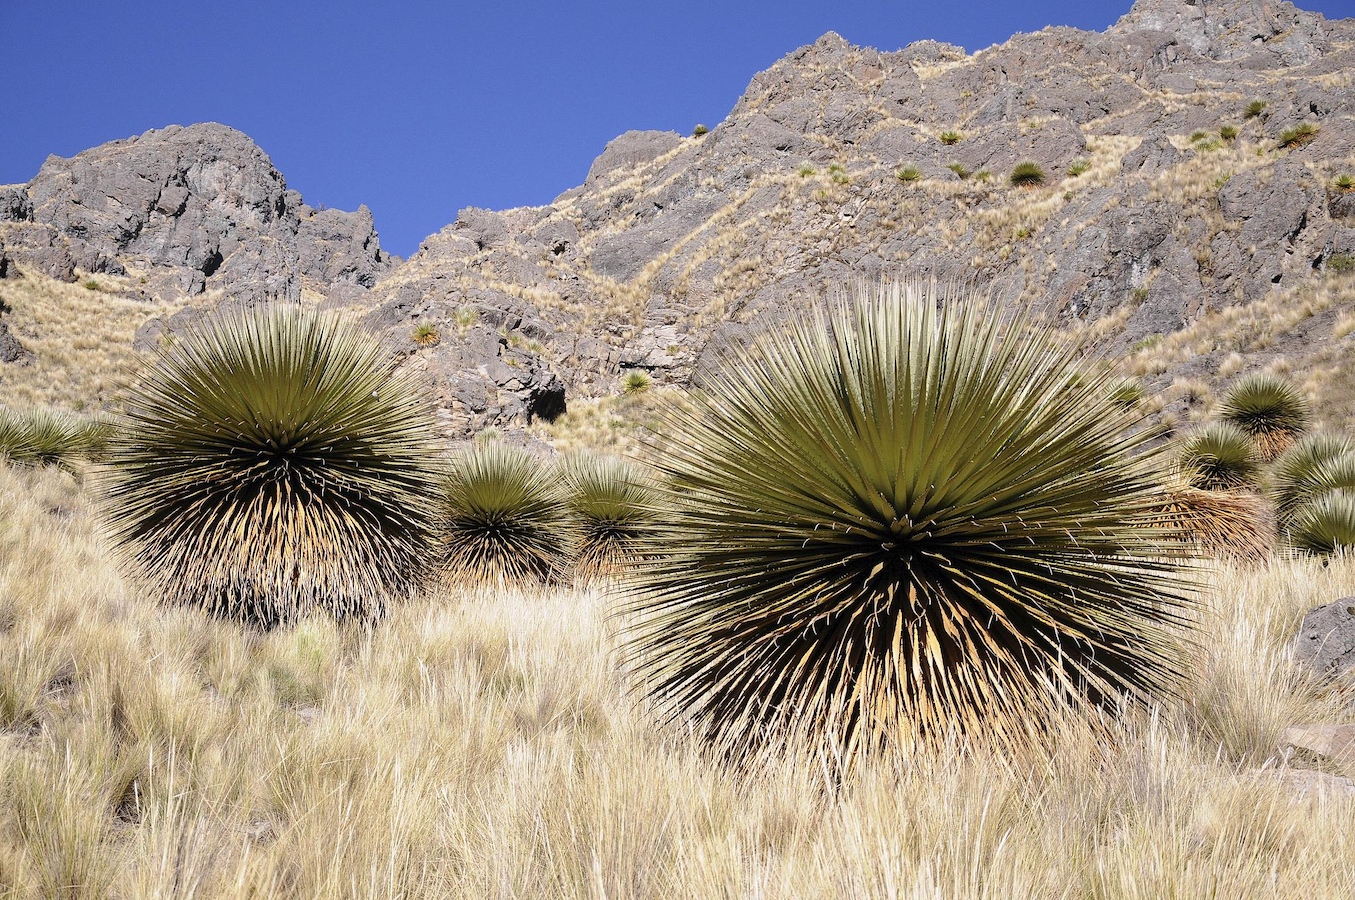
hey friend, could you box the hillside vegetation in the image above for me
[0,459,1353,898]
[1,1,1355,896]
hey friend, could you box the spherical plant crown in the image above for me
[102,304,441,626]
[1176,422,1259,491]
[1271,432,1355,530]
[623,281,1192,765]
[1216,373,1311,461]
[561,453,659,581]
[0,406,113,470]
[1009,160,1046,187]
[438,441,575,587]
[1288,491,1355,556]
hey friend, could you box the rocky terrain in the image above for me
[2,0,1354,436]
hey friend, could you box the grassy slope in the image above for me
[0,460,1352,899]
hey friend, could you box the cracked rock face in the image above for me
[7,0,1355,439]
[1292,599,1355,680]
[321,0,1354,437]
[2,123,393,302]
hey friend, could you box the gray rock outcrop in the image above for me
[7,0,1355,437]
[1291,599,1355,680]
[2,123,393,302]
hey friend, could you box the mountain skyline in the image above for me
[8,0,1352,256]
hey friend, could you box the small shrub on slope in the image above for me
[438,442,574,587]
[562,454,658,581]
[1216,373,1311,462]
[1009,161,1046,187]
[1278,122,1319,149]
[1176,422,1259,491]
[1271,433,1355,531]
[0,407,112,470]
[1288,492,1355,556]
[623,281,1192,765]
[102,305,440,627]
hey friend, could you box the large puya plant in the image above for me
[102,305,441,627]
[622,281,1194,764]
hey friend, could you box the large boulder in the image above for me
[1291,599,1355,680]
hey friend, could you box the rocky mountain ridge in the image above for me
[3,0,1354,437]
[0,123,392,303]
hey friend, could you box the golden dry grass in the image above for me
[0,457,1353,898]
[0,272,184,412]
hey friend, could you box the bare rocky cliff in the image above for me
[0,123,393,304]
[3,0,1354,437]
[339,0,1355,435]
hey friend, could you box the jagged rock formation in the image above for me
[3,0,1354,438]
[0,123,393,303]
[331,0,1355,435]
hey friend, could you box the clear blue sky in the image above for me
[5,0,1352,257]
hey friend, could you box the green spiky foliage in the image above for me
[562,454,659,581]
[1216,373,1311,462]
[1009,161,1046,186]
[1288,492,1355,556]
[102,305,440,627]
[438,442,574,587]
[0,407,114,469]
[1109,377,1146,410]
[623,282,1192,764]
[1176,422,1260,490]
[1278,122,1319,149]
[1271,433,1355,531]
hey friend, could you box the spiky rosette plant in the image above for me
[1288,492,1355,556]
[561,454,659,581]
[1270,433,1355,530]
[623,282,1192,764]
[438,442,574,586]
[1109,377,1146,410]
[1176,422,1260,490]
[1216,373,1311,462]
[0,407,113,469]
[102,305,441,627]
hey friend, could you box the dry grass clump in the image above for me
[0,271,184,410]
[0,460,1353,897]
[1155,485,1274,563]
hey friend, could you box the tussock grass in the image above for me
[0,462,1353,896]
[0,271,184,411]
